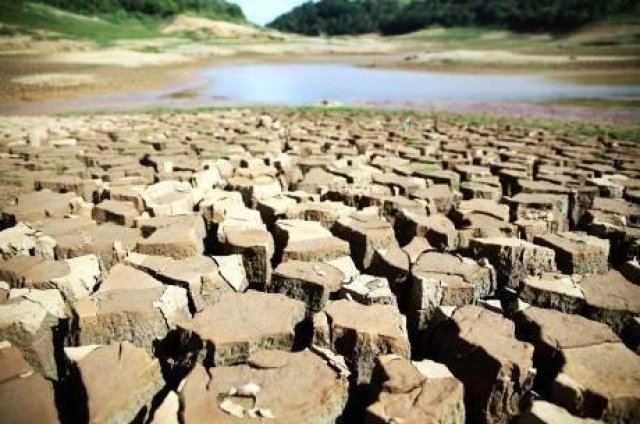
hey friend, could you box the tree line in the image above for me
[37,0,245,21]
[268,0,638,35]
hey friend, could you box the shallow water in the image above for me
[200,63,640,105]
[2,62,639,116]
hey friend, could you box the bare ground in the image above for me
[0,20,638,123]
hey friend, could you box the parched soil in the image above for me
[0,108,639,424]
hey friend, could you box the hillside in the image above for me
[268,0,639,35]
[36,0,245,22]
[161,16,260,38]
[0,2,158,43]
[0,0,246,44]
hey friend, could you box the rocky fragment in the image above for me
[408,251,495,331]
[65,342,164,424]
[514,306,620,387]
[580,270,640,334]
[332,213,397,270]
[97,263,163,292]
[72,285,190,352]
[177,291,306,366]
[519,272,585,313]
[271,260,344,314]
[274,219,350,263]
[0,289,68,380]
[54,223,141,269]
[125,253,233,312]
[142,180,202,217]
[92,199,140,227]
[340,274,396,306]
[551,342,640,423]
[137,215,206,259]
[1,190,82,227]
[211,254,249,293]
[0,254,100,302]
[313,299,410,386]
[0,342,61,424]
[427,305,535,424]
[515,401,602,424]
[470,237,556,290]
[533,232,609,275]
[366,355,465,424]
[179,349,348,423]
[222,227,274,287]
[394,210,457,250]
[0,223,37,259]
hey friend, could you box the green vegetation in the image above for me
[0,1,164,43]
[0,171,25,182]
[269,0,405,35]
[433,110,640,141]
[422,164,443,172]
[54,162,69,175]
[0,0,245,44]
[543,98,640,109]
[166,89,199,99]
[38,0,244,22]
[393,22,640,59]
[199,148,230,160]
[269,0,639,35]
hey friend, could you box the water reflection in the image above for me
[200,63,640,104]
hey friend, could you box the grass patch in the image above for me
[0,171,25,179]
[0,171,26,186]
[54,162,68,175]
[436,110,640,141]
[394,18,640,56]
[0,1,166,44]
[401,27,516,42]
[199,149,230,160]
[166,89,199,99]
[396,26,554,50]
[543,97,640,108]
[421,164,443,172]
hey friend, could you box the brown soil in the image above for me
[0,55,204,104]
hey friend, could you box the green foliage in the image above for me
[0,0,246,43]
[55,162,69,175]
[0,1,164,43]
[269,0,405,35]
[422,164,442,172]
[268,0,639,35]
[37,0,245,21]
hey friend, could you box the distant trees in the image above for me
[269,0,404,35]
[38,0,246,21]
[268,0,638,35]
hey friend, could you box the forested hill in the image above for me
[36,0,245,21]
[268,0,639,35]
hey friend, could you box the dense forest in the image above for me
[37,0,245,21]
[268,0,639,35]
